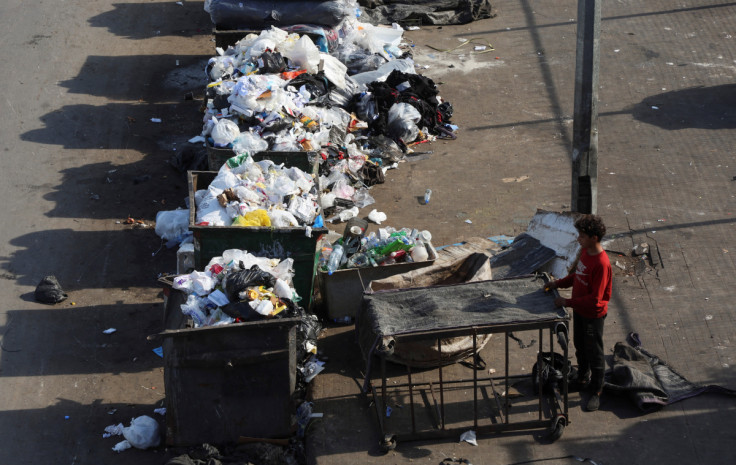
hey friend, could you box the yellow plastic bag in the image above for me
[232,209,271,227]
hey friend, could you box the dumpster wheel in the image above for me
[379,434,397,453]
[546,415,566,441]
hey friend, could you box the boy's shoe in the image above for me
[570,371,591,391]
[586,393,601,411]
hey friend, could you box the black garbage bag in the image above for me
[290,306,323,361]
[34,276,68,304]
[286,72,332,105]
[169,147,208,174]
[258,51,288,73]
[224,264,277,302]
[532,352,573,394]
[219,301,264,322]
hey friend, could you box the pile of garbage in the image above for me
[172,248,322,359]
[319,223,433,274]
[194,156,320,228]
[198,22,455,208]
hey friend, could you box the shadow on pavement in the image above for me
[0,301,164,376]
[1,228,178,289]
[20,102,202,150]
[0,398,170,465]
[634,84,736,130]
[88,1,211,40]
[58,55,208,101]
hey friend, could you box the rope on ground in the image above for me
[427,37,495,55]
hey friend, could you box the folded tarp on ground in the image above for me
[605,334,736,412]
[358,0,494,25]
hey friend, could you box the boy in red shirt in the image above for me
[546,214,612,411]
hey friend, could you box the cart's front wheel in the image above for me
[547,415,566,441]
[379,434,397,453]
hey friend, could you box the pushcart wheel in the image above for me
[546,416,566,441]
[379,434,397,453]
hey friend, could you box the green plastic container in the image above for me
[188,171,326,309]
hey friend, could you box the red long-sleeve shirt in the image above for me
[556,249,612,318]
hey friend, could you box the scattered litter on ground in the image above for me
[459,429,477,446]
[502,175,529,183]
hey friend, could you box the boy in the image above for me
[546,214,612,411]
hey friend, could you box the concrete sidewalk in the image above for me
[307,0,736,463]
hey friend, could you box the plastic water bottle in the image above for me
[319,244,333,271]
[424,189,432,205]
[326,244,344,275]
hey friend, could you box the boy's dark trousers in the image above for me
[573,312,606,393]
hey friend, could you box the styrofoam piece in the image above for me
[525,210,581,279]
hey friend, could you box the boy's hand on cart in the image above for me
[554,296,567,307]
[544,281,558,292]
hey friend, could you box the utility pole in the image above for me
[571,0,601,214]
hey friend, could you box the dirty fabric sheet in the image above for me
[605,337,736,412]
[358,0,494,25]
[360,275,564,338]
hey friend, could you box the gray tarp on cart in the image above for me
[358,275,565,373]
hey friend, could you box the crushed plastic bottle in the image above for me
[424,189,432,205]
[326,244,344,275]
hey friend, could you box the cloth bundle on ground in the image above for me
[208,0,358,29]
[354,69,453,144]
[604,333,736,412]
[358,0,494,25]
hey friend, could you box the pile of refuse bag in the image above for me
[319,224,433,273]
[205,0,359,30]
[171,248,322,359]
[194,155,321,228]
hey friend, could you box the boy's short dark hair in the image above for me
[575,214,606,242]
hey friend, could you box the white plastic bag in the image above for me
[232,131,269,155]
[269,209,300,228]
[122,416,161,449]
[195,193,230,226]
[190,270,215,295]
[387,103,421,142]
[181,294,206,326]
[155,209,189,242]
[283,35,321,73]
[368,209,387,224]
[351,58,416,86]
[211,118,240,147]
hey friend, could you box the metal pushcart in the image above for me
[357,274,570,450]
